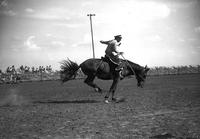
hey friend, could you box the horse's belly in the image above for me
[96,73,112,80]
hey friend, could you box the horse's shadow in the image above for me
[34,99,99,104]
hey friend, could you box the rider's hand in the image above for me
[100,40,103,43]
[119,52,124,55]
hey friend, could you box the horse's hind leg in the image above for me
[84,75,102,93]
[105,78,120,102]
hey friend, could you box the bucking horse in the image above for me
[60,57,150,103]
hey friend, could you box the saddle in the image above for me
[101,55,120,65]
[101,56,124,71]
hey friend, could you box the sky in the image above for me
[0,0,200,70]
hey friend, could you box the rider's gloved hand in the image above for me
[119,52,124,55]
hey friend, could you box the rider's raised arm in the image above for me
[100,40,112,45]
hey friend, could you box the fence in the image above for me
[1,65,200,84]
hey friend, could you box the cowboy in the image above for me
[100,35,124,78]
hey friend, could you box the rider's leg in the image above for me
[115,61,124,79]
[115,67,124,79]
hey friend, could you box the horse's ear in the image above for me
[145,65,150,72]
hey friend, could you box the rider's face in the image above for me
[116,37,122,42]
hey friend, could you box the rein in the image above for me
[121,55,136,77]
[121,55,144,81]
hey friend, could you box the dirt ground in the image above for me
[0,74,200,139]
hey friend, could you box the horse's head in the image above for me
[136,65,150,88]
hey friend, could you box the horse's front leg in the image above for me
[105,77,120,103]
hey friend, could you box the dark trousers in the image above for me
[104,55,122,77]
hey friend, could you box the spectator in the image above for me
[25,66,30,73]
[20,65,24,73]
[48,65,52,72]
[6,66,11,73]
[31,66,35,73]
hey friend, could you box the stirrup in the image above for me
[119,71,124,79]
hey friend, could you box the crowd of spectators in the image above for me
[0,65,54,83]
[2,65,53,74]
[19,65,53,73]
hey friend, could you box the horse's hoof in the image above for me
[95,88,102,93]
[104,99,109,104]
[94,88,99,92]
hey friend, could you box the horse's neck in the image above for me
[132,63,142,71]
[125,60,142,74]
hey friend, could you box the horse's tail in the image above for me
[60,58,80,83]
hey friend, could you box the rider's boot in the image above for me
[115,63,124,79]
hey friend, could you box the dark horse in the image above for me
[60,57,149,102]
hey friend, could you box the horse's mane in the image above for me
[123,60,144,71]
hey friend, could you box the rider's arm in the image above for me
[100,40,111,45]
